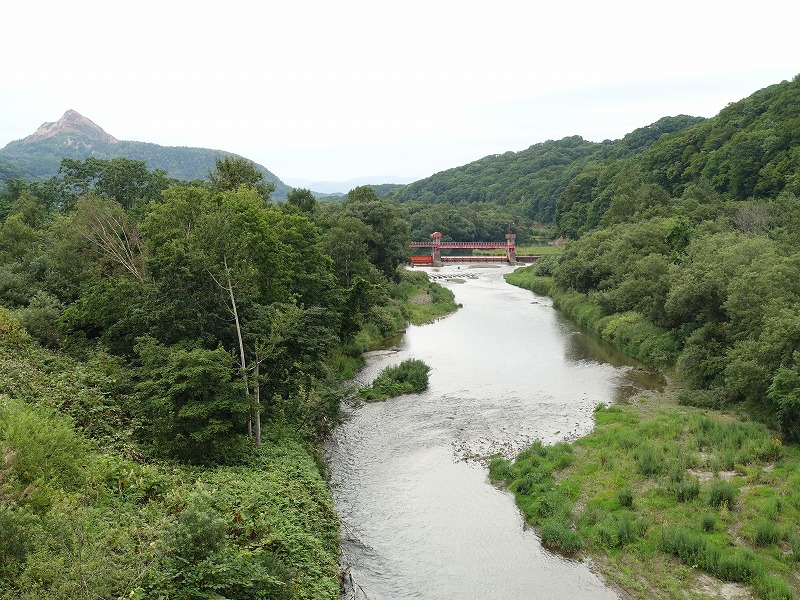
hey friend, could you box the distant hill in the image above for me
[554,76,800,235]
[0,110,292,199]
[385,115,705,222]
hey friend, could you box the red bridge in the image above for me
[410,232,538,266]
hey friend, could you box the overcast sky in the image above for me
[2,0,798,183]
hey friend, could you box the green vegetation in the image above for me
[491,401,799,599]
[494,75,800,598]
[359,358,431,401]
[392,269,458,325]
[526,215,800,439]
[0,156,452,595]
[504,259,556,296]
[505,188,800,439]
[0,319,339,599]
[388,116,703,223]
[3,73,800,599]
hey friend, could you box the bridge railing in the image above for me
[409,241,513,248]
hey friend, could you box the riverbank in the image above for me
[502,267,800,600]
[0,324,341,599]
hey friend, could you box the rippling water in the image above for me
[327,265,662,599]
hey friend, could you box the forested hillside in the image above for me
[0,111,292,199]
[555,77,800,236]
[507,75,800,443]
[386,116,704,223]
[0,157,442,598]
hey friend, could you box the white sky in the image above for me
[2,0,798,182]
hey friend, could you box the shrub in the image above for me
[660,528,717,572]
[708,480,738,510]
[360,358,430,401]
[540,519,582,553]
[488,456,514,483]
[716,549,763,583]
[166,492,228,562]
[0,396,88,494]
[700,513,717,532]
[661,528,766,585]
[18,292,65,349]
[753,519,780,547]
[636,444,663,476]
[617,485,634,508]
[0,309,30,345]
[616,512,638,546]
[754,575,794,600]
[0,506,35,580]
[791,535,800,562]
[675,477,700,503]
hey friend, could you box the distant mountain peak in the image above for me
[22,109,118,145]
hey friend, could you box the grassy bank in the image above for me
[502,266,800,598]
[392,269,459,325]
[329,269,458,379]
[505,265,676,370]
[503,263,555,296]
[490,396,799,600]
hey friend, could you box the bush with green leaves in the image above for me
[17,291,64,349]
[132,337,249,464]
[540,518,583,553]
[708,479,738,510]
[360,358,430,401]
[753,519,781,547]
[0,395,88,504]
[616,485,634,508]
[675,477,700,503]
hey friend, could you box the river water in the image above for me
[327,265,662,600]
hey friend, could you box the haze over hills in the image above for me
[0,110,292,199]
[284,175,416,195]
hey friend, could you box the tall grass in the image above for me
[497,402,800,600]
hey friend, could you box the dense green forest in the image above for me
[385,115,705,225]
[502,76,800,443]
[494,76,800,600]
[0,156,441,598]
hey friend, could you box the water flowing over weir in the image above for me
[326,265,662,600]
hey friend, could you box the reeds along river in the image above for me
[326,265,663,600]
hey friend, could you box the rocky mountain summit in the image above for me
[0,110,291,198]
[22,109,118,145]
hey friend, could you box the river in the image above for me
[326,264,662,600]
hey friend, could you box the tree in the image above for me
[72,194,147,281]
[286,188,316,213]
[768,357,800,441]
[208,156,274,203]
[133,337,248,463]
[57,157,169,211]
[323,216,379,288]
[344,188,410,280]
[142,186,290,439]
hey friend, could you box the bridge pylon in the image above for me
[506,233,517,264]
[431,231,442,266]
